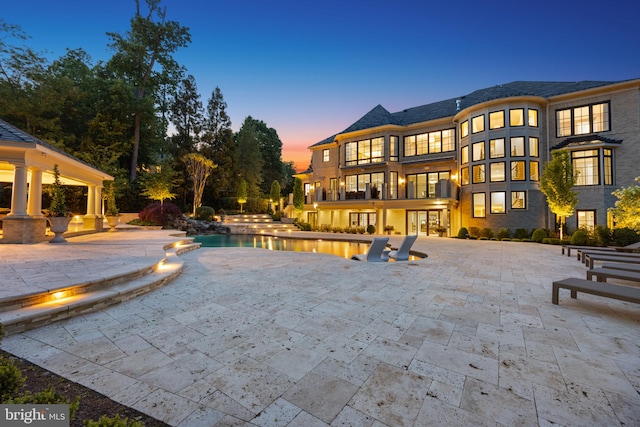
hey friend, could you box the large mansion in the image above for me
[293,79,640,236]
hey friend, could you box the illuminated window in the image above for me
[510,137,525,156]
[511,191,526,209]
[473,193,486,217]
[556,102,610,137]
[323,149,329,162]
[461,120,469,138]
[416,133,428,155]
[429,132,442,153]
[461,146,469,164]
[530,161,539,181]
[473,141,485,161]
[345,142,357,166]
[406,172,450,198]
[489,111,504,129]
[472,164,485,183]
[389,171,398,199]
[490,138,505,158]
[603,148,613,185]
[572,150,599,185]
[490,192,506,214]
[472,115,485,133]
[528,109,538,127]
[490,162,505,182]
[511,161,526,181]
[509,109,524,126]
[577,210,596,230]
[390,136,399,161]
[461,167,469,185]
[442,129,455,152]
[403,129,456,157]
[404,136,416,157]
[345,138,383,166]
[529,137,539,157]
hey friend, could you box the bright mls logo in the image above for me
[1,405,69,426]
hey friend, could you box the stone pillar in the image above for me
[8,163,28,217]
[87,184,96,216]
[26,167,43,217]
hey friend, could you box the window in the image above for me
[556,102,610,137]
[350,212,377,228]
[528,109,538,127]
[472,115,485,133]
[345,137,384,166]
[491,192,506,214]
[529,137,539,157]
[345,173,384,197]
[406,172,450,198]
[461,120,469,138]
[490,138,505,158]
[323,149,329,162]
[489,111,504,129]
[329,178,338,201]
[304,183,311,195]
[603,149,613,185]
[389,171,398,199]
[490,162,505,182]
[473,141,485,161]
[404,129,456,157]
[461,146,469,164]
[473,193,486,217]
[530,161,539,181]
[390,136,399,161]
[511,161,526,181]
[572,149,599,185]
[577,210,596,230]
[511,191,526,209]
[472,164,485,183]
[461,167,469,185]
[510,137,525,156]
[510,109,524,126]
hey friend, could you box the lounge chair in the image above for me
[388,234,418,261]
[351,237,389,262]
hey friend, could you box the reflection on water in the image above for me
[193,234,392,260]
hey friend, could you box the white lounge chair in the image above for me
[351,237,389,262]
[388,234,418,261]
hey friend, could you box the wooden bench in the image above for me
[583,253,640,269]
[561,245,613,257]
[576,248,616,261]
[587,268,640,283]
[552,278,640,305]
[602,262,640,273]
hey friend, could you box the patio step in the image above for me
[0,239,201,336]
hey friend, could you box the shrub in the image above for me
[85,415,145,427]
[531,228,547,243]
[294,220,311,231]
[0,356,25,401]
[468,226,480,237]
[138,202,183,228]
[457,227,469,238]
[591,225,611,247]
[496,228,510,239]
[194,206,215,221]
[480,228,494,239]
[501,238,512,241]
[7,388,80,420]
[612,227,640,247]
[570,229,589,245]
[271,213,281,221]
[514,228,529,239]
[366,224,376,234]
[543,238,563,245]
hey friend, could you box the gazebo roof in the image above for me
[0,119,113,186]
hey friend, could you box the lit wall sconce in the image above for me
[398,178,405,184]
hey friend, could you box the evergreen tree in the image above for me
[540,150,578,239]
[293,178,304,214]
[269,180,281,212]
[235,117,263,198]
[169,74,202,156]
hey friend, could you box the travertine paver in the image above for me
[2,232,640,426]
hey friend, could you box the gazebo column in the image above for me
[83,184,104,231]
[27,167,43,217]
[1,163,48,243]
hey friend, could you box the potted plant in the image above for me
[103,181,120,232]
[47,164,72,243]
[435,226,447,237]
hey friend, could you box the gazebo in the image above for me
[0,119,113,243]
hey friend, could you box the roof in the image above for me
[551,134,623,150]
[310,80,627,148]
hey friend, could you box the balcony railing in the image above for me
[306,180,458,203]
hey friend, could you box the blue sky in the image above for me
[4,0,640,170]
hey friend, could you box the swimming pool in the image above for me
[192,234,416,260]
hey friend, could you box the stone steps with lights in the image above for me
[0,239,201,335]
[225,222,299,235]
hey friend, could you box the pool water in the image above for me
[193,234,378,260]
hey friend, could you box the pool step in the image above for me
[225,222,299,234]
[0,239,200,336]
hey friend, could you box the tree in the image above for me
[269,180,281,212]
[107,0,191,181]
[139,164,177,205]
[168,74,202,156]
[237,179,247,213]
[540,150,578,239]
[183,153,216,216]
[609,176,640,231]
[293,178,304,214]
[235,117,263,197]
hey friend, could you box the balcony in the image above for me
[307,180,459,204]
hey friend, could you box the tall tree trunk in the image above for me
[130,111,141,181]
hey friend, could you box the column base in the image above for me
[0,217,48,244]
